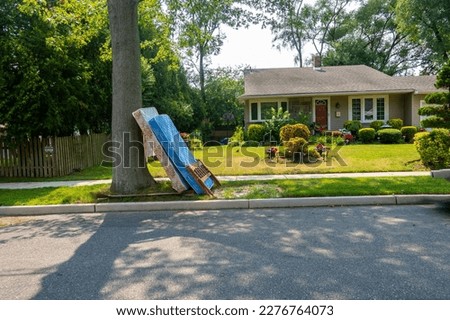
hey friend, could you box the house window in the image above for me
[376,98,385,120]
[352,99,361,120]
[350,96,387,122]
[261,102,277,120]
[251,103,258,121]
[248,100,288,122]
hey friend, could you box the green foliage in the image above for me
[358,128,376,144]
[241,141,259,147]
[401,126,418,143]
[387,118,404,130]
[370,120,385,131]
[285,137,308,154]
[279,123,311,143]
[0,0,112,141]
[324,0,421,75]
[204,67,244,129]
[419,60,450,129]
[247,124,265,142]
[396,0,450,70]
[414,129,450,169]
[264,107,294,143]
[189,138,203,150]
[378,128,403,144]
[344,120,362,136]
[229,126,245,145]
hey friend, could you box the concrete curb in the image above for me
[0,195,449,216]
[0,204,96,216]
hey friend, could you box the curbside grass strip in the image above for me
[0,204,96,216]
[1,195,448,216]
[249,196,397,209]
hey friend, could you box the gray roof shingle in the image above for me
[241,65,439,98]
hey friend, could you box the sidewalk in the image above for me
[0,171,431,189]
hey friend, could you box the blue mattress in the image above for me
[148,115,214,194]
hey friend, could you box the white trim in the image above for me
[348,95,389,123]
[313,97,331,129]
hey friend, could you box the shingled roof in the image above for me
[241,65,439,99]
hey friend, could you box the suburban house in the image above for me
[240,64,441,131]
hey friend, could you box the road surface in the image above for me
[0,204,449,299]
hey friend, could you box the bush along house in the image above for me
[239,62,443,132]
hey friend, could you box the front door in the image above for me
[315,99,328,129]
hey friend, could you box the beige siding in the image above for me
[412,94,427,127]
[330,96,349,130]
[388,94,405,120]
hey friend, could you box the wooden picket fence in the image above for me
[0,133,108,178]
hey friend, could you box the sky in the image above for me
[210,24,301,70]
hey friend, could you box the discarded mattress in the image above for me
[148,114,215,194]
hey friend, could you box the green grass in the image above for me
[0,177,448,206]
[0,144,425,183]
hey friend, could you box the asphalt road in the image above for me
[0,204,449,300]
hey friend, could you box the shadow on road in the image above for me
[31,203,450,300]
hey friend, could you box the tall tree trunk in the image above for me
[107,0,155,194]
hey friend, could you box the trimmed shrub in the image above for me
[358,128,376,143]
[280,123,311,142]
[378,128,403,144]
[335,137,346,146]
[370,120,384,132]
[247,124,265,143]
[414,129,450,169]
[401,126,418,143]
[285,137,308,154]
[387,118,404,130]
[344,120,362,136]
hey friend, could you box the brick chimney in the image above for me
[312,54,322,70]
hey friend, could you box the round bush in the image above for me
[280,123,310,142]
[344,120,362,136]
[370,120,384,131]
[378,128,403,144]
[414,129,450,169]
[387,118,404,130]
[401,126,418,143]
[358,128,376,143]
[246,124,265,143]
[285,137,308,154]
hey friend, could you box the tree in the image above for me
[204,67,244,129]
[261,0,308,67]
[139,0,197,132]
[395,0,450,72]
[167,0,252,102]
[419,60,450,129]
[0,0,111,142]
[323,0,423,75]
[107,0,155,194]
[302,0,354,61]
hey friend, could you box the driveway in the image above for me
[0,204,449,299]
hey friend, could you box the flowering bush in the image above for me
[266,147,278,158]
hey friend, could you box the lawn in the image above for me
[149,144,424,177]
[0,144,424,183]
[0,177,448,207]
